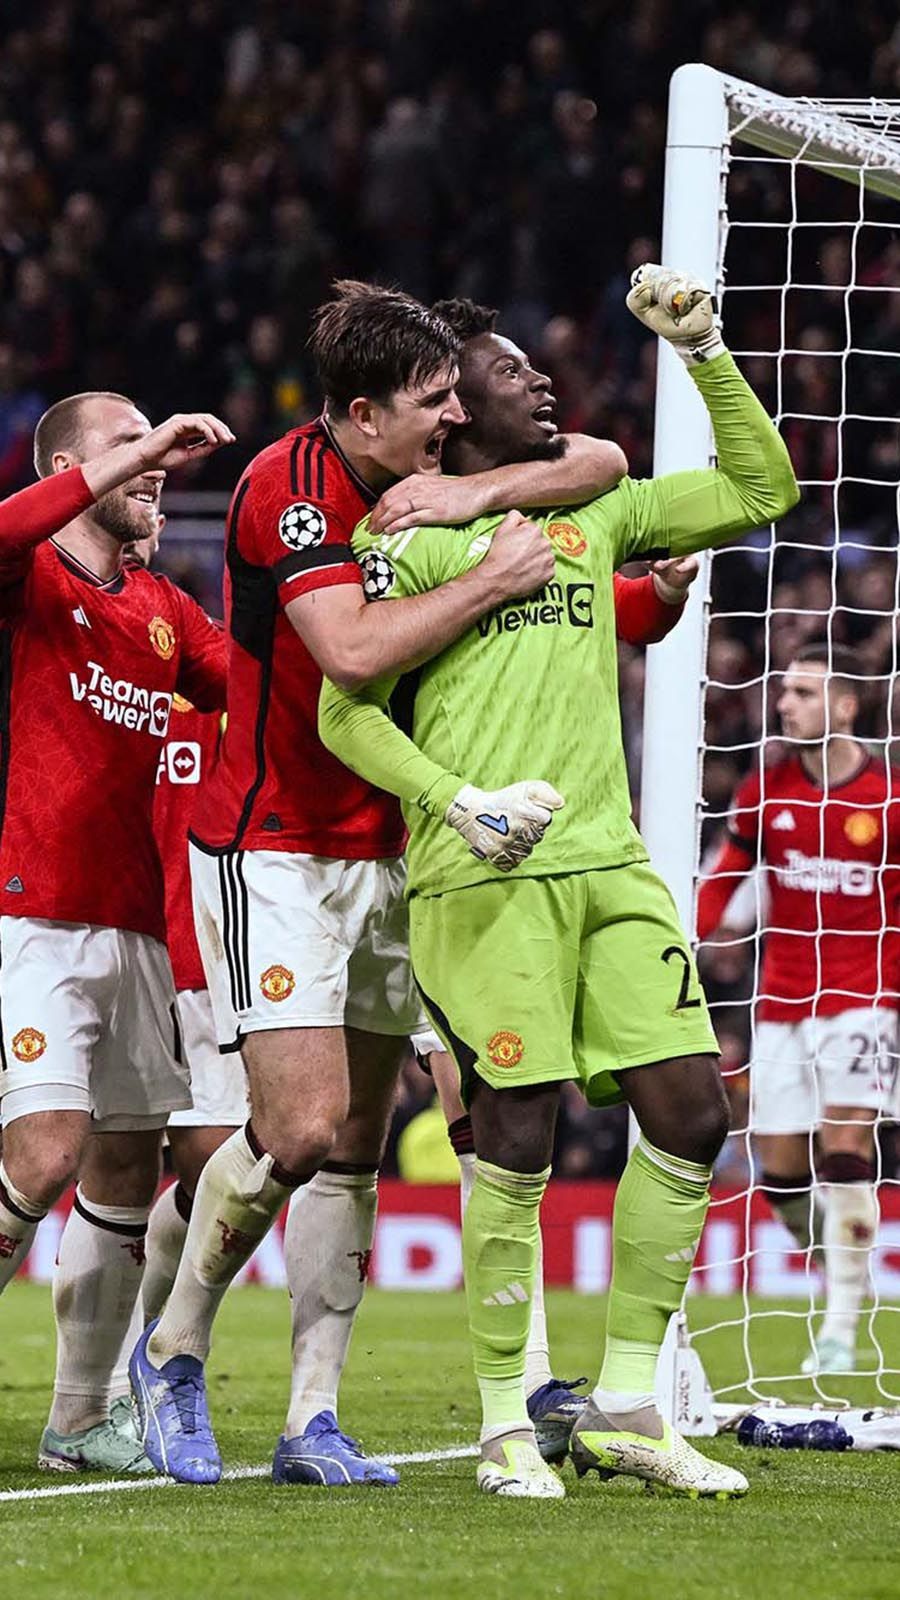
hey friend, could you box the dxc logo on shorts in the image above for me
[477,581,594,637]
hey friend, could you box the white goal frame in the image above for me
[642,64,900,1432]
[642,63,900,923]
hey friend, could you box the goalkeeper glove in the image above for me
[626,263,726,367]
[445,781,565,872]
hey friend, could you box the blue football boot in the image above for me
[129,1319,221,1484]
[527,1376,590,1464]
[272,1411,399,1486]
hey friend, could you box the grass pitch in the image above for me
[1,1285,898,1600]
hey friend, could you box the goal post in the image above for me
[643,65,900,1430]
[642,62,900,927]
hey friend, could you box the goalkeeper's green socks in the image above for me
[463,1159,549,1439]
[597,1135,711,1403]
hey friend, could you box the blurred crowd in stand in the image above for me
[1,0,898,1179]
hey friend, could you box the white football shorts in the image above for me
[750,1007,900,1134]
[411,1027,445,1061]
[0,917,190,1130]
[189,845,426,1050]
[168,988,249,1128]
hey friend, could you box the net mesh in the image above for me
[686,89,900,1411]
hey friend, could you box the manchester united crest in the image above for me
[486,1030,524,1069]
[12,1026,46,1062]
[149,616,176,660]
[547,522,587,559]
[845,812,879,847]
[260,964,295,1002]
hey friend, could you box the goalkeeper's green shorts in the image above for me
[409,860,719,1108]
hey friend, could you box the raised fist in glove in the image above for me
[445,780,565,872]
[626,264,726,366]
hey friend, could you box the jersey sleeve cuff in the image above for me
[418,771,463,819]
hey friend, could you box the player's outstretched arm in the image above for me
[603,264,799,568]
[289,510,553,692]
[369,436,629,536]
[318,676,563,872]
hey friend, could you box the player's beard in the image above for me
[92,486,154,545]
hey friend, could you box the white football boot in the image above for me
[570,1399,748,1500]
[477,1429,566,1499]
[801,1336,855,1376]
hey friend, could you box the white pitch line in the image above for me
[0,1444,478,1505]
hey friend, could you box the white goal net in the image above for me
[642,65,900,1426]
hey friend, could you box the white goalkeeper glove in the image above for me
[626,263,726,367]
[445,781,565,872]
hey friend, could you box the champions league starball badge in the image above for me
[278,502,328,550]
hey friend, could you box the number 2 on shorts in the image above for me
[661,944,702,1011]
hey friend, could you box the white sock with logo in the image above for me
[0,1161,45,1292]
[142,1181,192,1323]
[284,1165,378,1438]
[109,1292,144,1406]
[108,1181,195,1403]
[48,1187,149,1435]
[820,1180,878,1348]
[148,1125,301,1365]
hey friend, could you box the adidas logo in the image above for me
[482,1281,529,1307]
[72,606,91,628]
[772,809,796,831]
[261,813,283,832]
[664,1242,699,1265]
[4,876,23,894]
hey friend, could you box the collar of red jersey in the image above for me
[51,539,126,593]
[318,412,378,504]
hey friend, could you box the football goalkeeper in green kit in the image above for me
[319,267,799,1500]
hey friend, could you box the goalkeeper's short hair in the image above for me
[431,298,498,342]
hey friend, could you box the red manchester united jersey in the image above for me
[154,700,222,990]
[711,752,900,1020]
[191,418,406,859]
[0,473,226,942]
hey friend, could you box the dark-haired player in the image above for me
[132,280,630,1486]
[698,641,900,1376]
[0,397,231,1474]
[321,265,799,1498]
[395,293,701,1463]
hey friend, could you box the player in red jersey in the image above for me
[698,641,900,1375]
[147,697,249,1306]
[111,687,242,1413]
[0,395,232,1475]
[125,523,248,1321]
[134,281,630,1486]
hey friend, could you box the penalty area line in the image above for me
[0,1444,478,1504]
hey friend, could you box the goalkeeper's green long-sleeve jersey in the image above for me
[319,352,798,899]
